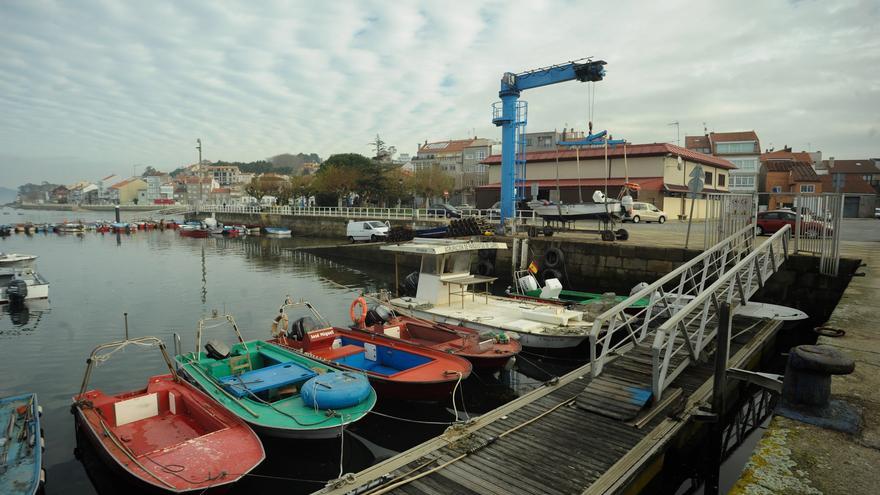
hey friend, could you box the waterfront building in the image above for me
[97,174,118,203]
[204,165,241,186]
[413,137,495,205]
[686,130,761,192]
[760,160,822,210]
[108,177,148,205]
[479,142,735,219]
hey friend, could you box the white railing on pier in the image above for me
[589,223,758,378]
[651,224,790,399]
[194,204,539,222]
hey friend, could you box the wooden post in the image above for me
[395,254,400,297]
[705,302,730,495]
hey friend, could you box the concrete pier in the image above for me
[730,242,880,495]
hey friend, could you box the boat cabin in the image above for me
[382,238,508,307]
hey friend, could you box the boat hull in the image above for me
[0,393,43,495]
[531,202,624,222]
[270,328,472,402]
[394,306,588,350]
[176,341,376,439]
[73,374,265,493]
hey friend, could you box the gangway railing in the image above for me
[651,224,790,399]
[193,204,541,222]
[589,224,758,377]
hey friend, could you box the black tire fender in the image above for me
[544,247,564,268]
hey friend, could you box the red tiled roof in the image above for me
[477,177,666,190]
[764,160,819,182]
[822,159,880,174]
[761,150,812,162]
[790,163,819,182]
[820,175,877,194]
[664,184,727,194]
[685,135,710,150]
[709,131,759,143]
[110,178,144,189]
[481,143,737,169]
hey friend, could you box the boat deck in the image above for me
[316,316,781,495]
[395,296,591,336]
[114,410,210,456]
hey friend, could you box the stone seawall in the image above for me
[186,211,445,239]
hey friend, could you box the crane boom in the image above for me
[492,59,607,227]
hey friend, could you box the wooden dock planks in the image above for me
[316,317,778,495]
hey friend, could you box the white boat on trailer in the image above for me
[381,239,592,350]
[529,191,626,222]
[0,253,49,305]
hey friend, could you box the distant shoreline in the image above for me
[10,203,183,212]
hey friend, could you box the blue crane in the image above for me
[491,59,607,225]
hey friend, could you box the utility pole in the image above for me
[668,121,680,146]
[196,138,203,208]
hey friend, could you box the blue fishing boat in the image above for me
[0,393,43,495]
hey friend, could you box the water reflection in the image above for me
[1,299,49,332]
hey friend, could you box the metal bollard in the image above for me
[781,345,854,408]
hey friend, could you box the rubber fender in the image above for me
[543,247,564,268]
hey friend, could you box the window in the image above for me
[732,176,756,188]
[716,142,756,154]
[704,171,713,185]
[730,158,758,171]
[718,174,726,186]
[476,150,486,160]
[800,184,815,193]
[764,212,781,220]
[772,186,783,193]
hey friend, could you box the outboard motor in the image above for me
[205,339,230,360]
[403,271,419,297]
[6,279,27,307]
[288,316,320,341]
[365,305,396,326]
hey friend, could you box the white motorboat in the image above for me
[529,191,626,222]
[381,239,593,350]
[0,253,49,304]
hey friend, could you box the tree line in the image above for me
[245,153,453,207]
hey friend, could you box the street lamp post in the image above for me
[196,138,203,209]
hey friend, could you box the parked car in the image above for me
[756,210,831,237]
[455,203,473,210]
[624,202,667,224]
[346,220,390,242]
[427,204,462,218]
[487,201,501,219]
[875,207,880,219]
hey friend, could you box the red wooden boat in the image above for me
[179,228,209,238]
[268,300,472,401]
[72,337,265,493]
[354,309,521,370]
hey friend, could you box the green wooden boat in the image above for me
[175,315,376,439]
[520,289,649,309]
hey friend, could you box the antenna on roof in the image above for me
[667,121,680,146]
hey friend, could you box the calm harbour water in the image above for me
[0,207,563,494]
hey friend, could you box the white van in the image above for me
[346,220,391,242]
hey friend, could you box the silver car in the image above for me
[626,202,667,224]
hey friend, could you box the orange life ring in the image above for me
[624,182,641,191]
[350,297,368,326]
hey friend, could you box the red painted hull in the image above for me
[179,229,209,238]
[356,316,521,370]
[73,374,264,493]
[269,327,472,402]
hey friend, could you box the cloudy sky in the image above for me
[1,0,878,188]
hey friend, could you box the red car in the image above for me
[756,210,831,237]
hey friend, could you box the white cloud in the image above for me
[0,0,877,187]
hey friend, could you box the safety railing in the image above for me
[589,223,757,377]
[651,224,790,399]
[703,193,757,250]
[193,204,540,222]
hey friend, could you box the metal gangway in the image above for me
[578,223,791,420]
